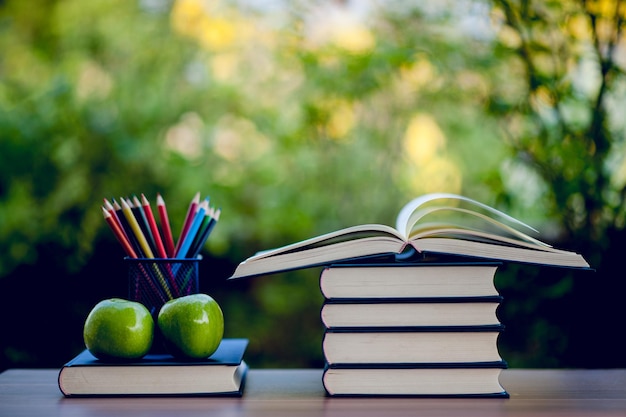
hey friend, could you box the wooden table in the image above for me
[1,368,626,417]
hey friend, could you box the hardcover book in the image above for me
[321,297,503,328]
[58,338,249,397]
[322,327,505,365]
[322,363,509,397]
[319,262,501,299]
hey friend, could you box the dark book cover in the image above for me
[327,247,505,268]
[325,360,509,370]
[322,295,504,304]
[63,338,249,368]
[323,324,506,333]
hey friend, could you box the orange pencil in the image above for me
[102,207,137,258]
[157,193,176,258]
[141,194,168,259]
[174,192,200,256]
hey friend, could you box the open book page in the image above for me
[234,235,408,278]
[396,193,539,240]
[245,224,405,261]
[414,238,589,267]
[407,207,552,248]
[409,226,569,253]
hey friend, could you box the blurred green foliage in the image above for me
[1,0,625,371]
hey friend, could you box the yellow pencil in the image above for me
[121,198,155,258]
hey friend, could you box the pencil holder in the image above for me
[125,257,201,316]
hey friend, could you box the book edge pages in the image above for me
[319,264,499,299]
[320,301,501,328]
[59,361,247,396]
[323,366,506,396]
[322,331,503,365]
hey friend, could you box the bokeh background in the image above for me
[1,0,625,371]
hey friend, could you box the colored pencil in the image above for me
[174,192,200,256]
[104,192,219,262]
[102,207,137,258]
[188,206,213,256]
[143,194,179,293]
[190,206,219,258]
[113,198,145,257]
[176,199,208,259]
[141,194,168,259]
[121,198,175,299]
[121,198,155,258]
[157,193,176,258]
[194,207,220,257]
[103,198,126,239]
[104,206,166,303]
[132,195,156,253]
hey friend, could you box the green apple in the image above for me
[157,293,224,359]
[83,298,154,360]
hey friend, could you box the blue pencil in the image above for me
[190,207,220,258]
[175,199,208,259]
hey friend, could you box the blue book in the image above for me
[58,338,248,397]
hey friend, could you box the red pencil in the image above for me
[102,206,137,258]
[141,194,168,259]
[103,198,126,239]
[156,193,176,258]
[174,192,200,256]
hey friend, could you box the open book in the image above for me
[229,193,590,279]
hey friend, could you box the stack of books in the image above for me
[319,259,510,397]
